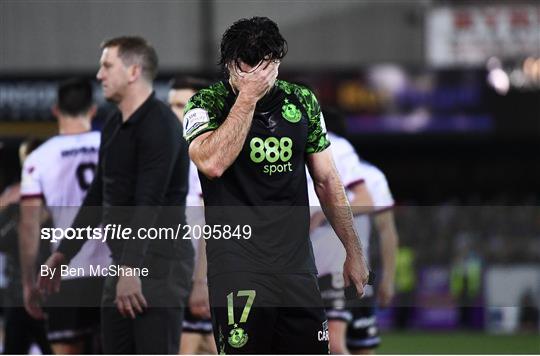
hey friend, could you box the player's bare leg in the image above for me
[198,334,217,354]
[51,340,85,355]
[180,332,203,354]
[180,332,217,354]
[329,320,350,354]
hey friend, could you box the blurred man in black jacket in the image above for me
[41,36,193,354]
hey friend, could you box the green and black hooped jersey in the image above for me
[183,80,330,277]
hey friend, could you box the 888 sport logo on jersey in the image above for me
[249,136,293,176]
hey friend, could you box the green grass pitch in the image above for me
[377,331,540,354]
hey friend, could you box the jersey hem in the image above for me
[306,140,331,155]
[346,179,366,190]
[372,204,395,214]
[20,193,45,200]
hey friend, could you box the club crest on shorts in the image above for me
[282,99,301,123]
[228,324,248,348]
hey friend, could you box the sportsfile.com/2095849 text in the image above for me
[40,224,252,243]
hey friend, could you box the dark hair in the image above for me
[169,76,211,91]
[57,78,93,116]
[20,137,44,157]
[219,17,287,72]
[101,36,158,81]
[322,106,347,137]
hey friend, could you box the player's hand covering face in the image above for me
[228,60,279,101]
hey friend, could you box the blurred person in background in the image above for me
[450,235,482,329]
[518,289,539,333]
[307,107,373,354]
[168,75,217,355]
[184,16,369,354]
[18,78,108,354]
[308,108,398,354]
[345,158,397,355]
[394,246,416,330]
[41,36,193,354]
[0,138,52,354]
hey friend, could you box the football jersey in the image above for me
[183,80,330,276]
[187,160,203,208]
[186,160,205,252]
[307,132,394,283]
[20,132,111,279]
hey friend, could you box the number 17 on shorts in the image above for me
[214,290,256,353]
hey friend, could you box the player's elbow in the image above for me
[198,159,225,180]
[202,166,224,180]
[313,179,330,199]
[189,136,226,179]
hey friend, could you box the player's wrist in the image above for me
[345,240,365,256]
[22,279,34,290]
[236,91,259,105]
[21,265,37,287]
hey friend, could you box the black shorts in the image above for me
[183,306,213,334]
[208,272,329,354]
[346,297,380,350]
[44,277,104,342]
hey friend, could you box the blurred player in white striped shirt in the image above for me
[19,78,110,354]
[307,107,398,354]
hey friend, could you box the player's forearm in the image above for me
[311,184,372,228]
[374,211,398,282]
[59,202,101,263]
[194,94,255,178]
[18,215,40,286]
[315,172,364,256]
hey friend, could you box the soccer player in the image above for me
[18,79,109,354]
[168,76,217,354]
[308,108,398,354]
[346,160,397,354]
[40,36,194,354]
[184,17,369,354]
[0,138,52,354]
